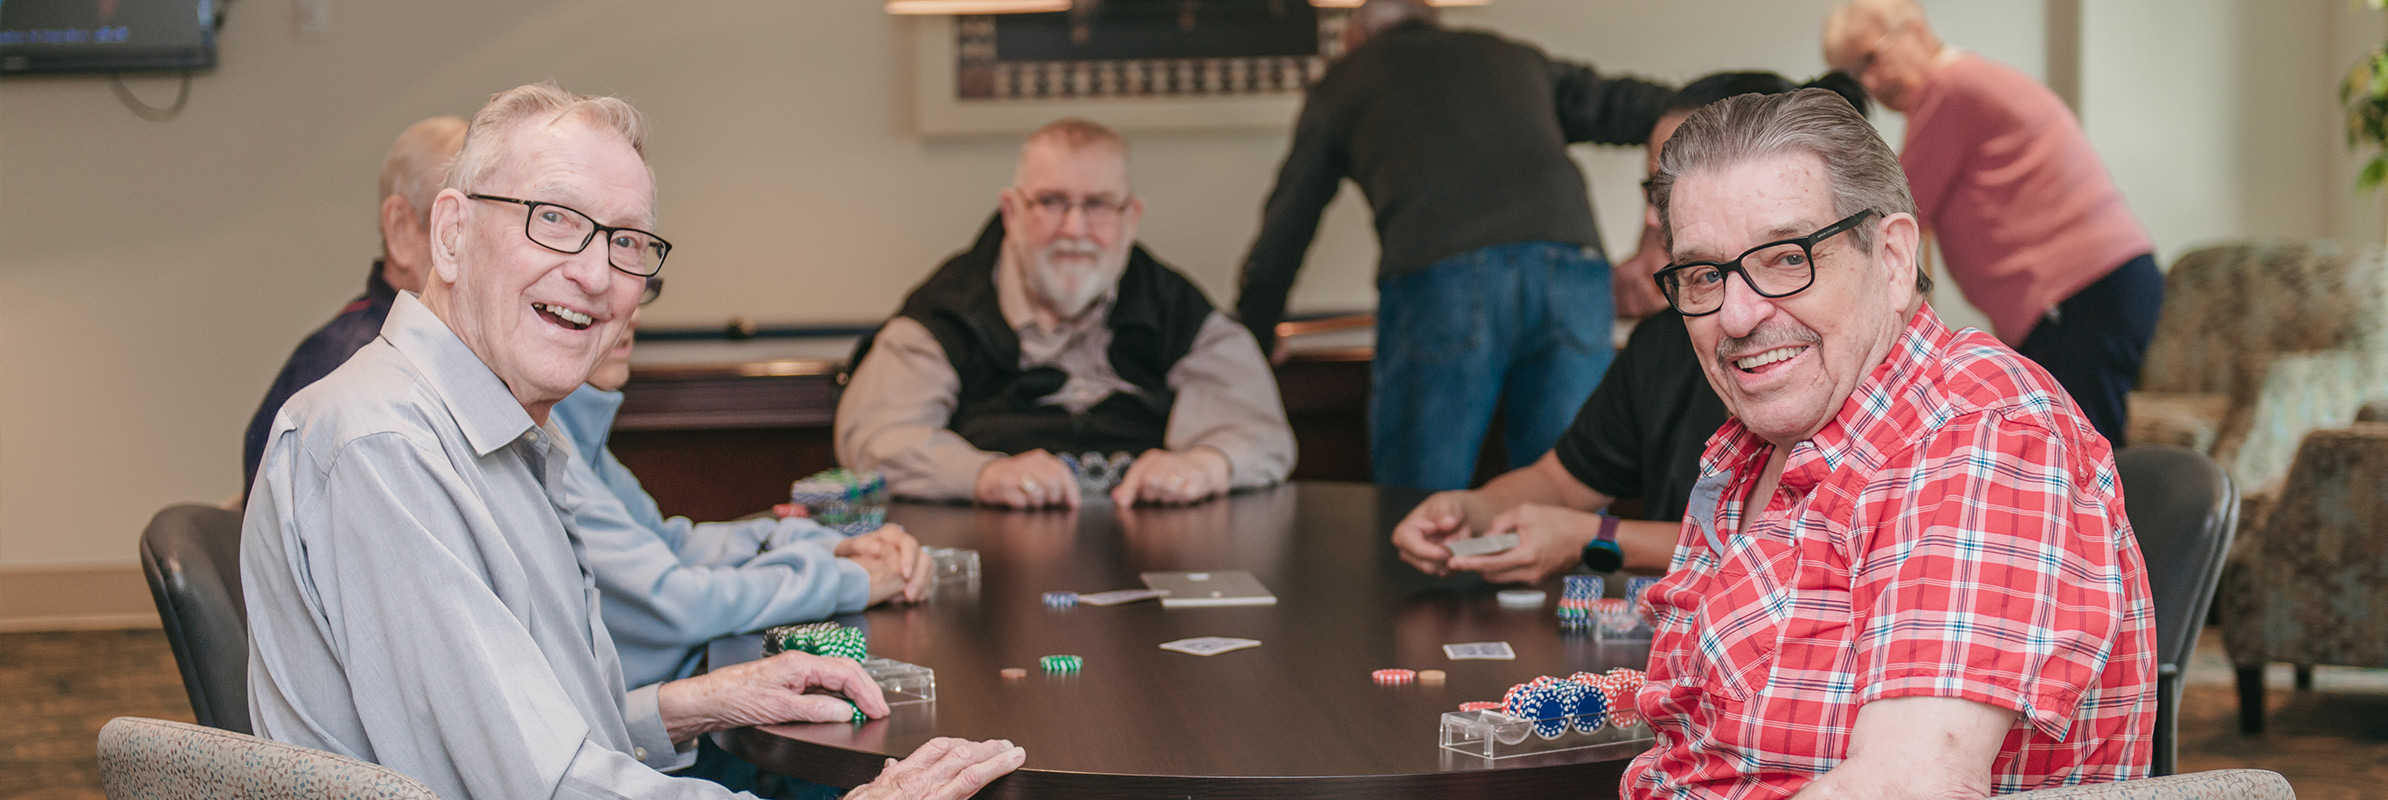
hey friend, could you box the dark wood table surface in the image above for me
[714,482,1652,798]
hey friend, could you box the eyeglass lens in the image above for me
[1663,243,1817,314]
[523,203,668,275]
[1029,194,1125,226]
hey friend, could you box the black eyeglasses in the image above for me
[1653,209,1876,316]
[467,194,672,277]
[1016,189,1131,229]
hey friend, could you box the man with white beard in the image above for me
[839,118,1295,508]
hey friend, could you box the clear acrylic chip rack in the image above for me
[862,657,937,707]
[1438,709,1653,760]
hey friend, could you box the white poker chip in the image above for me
[1496,589,1547,608]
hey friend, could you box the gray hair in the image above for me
[380,116,465,227]
[442,82,653,214]
[1349,0,1436,39]
[1650,88,1930,294]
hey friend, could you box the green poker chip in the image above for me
[1040,654,1082,673]
[763,622,868,662]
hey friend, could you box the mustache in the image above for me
[1715,322,1821,362]
[1042,239,1101,258]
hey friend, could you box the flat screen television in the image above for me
[0,0,219,74]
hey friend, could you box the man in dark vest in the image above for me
[838,118,1295,508]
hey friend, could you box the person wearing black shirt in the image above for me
[1234,0,1671,491]
[240,116,465,495]
[1392,70,1868,583]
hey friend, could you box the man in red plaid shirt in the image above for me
[1624,88,2155,798]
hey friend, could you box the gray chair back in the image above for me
[98,716,438,800]
[2115,446,2240,777]
[138,503,252,734]
[1996,768,2292,799]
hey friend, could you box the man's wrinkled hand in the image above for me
[846,737,1027,800]
[973,450,1080,509]
[1110,448,1229,506]
[657,652,887,742]
[837,524,931,602]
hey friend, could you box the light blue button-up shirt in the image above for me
[242,293,742,799]
[549,385,870,687]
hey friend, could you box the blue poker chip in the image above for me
[1570,683,1609,733]
[1563,574,1602,600]
[1528,684,1568,739]
[1042,591,1079,608]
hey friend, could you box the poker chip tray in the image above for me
[1437,709,1653,760]
[864,657,938,707]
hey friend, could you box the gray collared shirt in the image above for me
[837,247,1297,500]
[243,293,740,799]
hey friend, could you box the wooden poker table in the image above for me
[710,481,1653,798]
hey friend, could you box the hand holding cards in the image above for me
[1445,532,1520,558]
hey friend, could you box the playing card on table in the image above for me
[1159,636,1262,656]
[1442,641,1517,660]
[1078,588,1169,606]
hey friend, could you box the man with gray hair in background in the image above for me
[1234,0,1671,491]
[242,115,465,494]
[840,117,1294,509]
[242,82,1022,800]
[1624,88,2152,797]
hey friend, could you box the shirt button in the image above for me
[632,746,648,760]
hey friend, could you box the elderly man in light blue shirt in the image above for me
[550,287,933,689]
[242,81,1022,800]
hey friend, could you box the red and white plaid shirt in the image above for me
[1622,307,2154,799]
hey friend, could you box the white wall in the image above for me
[0,0,2352,569]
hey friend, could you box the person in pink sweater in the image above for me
[1822,0,2161,445]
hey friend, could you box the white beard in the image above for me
[1028,239,1121,320]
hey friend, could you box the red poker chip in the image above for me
[1372,668,1417,684]
[1459,701,1504,712]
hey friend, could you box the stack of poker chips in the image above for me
[1598,668,1646,729]
[1040,654,1083,673]
[762,621,868,662]
[1502,677,1573,739]
[1372,668,1417,685]
[1484,668,1649,737]
[1058,451,1136,494]
[789,468,889,535]
[1042,591,1079,608]
[1558,574,1602,630]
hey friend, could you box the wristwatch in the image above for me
[1579,514,1624,573]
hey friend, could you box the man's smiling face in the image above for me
[431,115,653,414]
[1670,151,1916,447]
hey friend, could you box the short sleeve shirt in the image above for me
[1552,310,1730,522]
[1621,307,2155,798]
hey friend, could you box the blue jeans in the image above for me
[1371,242,1614,490]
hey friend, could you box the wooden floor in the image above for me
[5,627,2382,799]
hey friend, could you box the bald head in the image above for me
[1345,0,1435,50]
[378,116,467,293]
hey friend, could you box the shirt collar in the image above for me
[381,291,539,457]
[551,384,625,464]
[1706,306,1953,493]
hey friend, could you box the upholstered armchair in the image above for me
[2216,402,2388,733]
[2127,241,2388,512]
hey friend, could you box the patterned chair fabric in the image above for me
[2128,240,2388,507]
[1996,769,2293,799]
[2216,420,2388,731]
[97,716,438,800]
